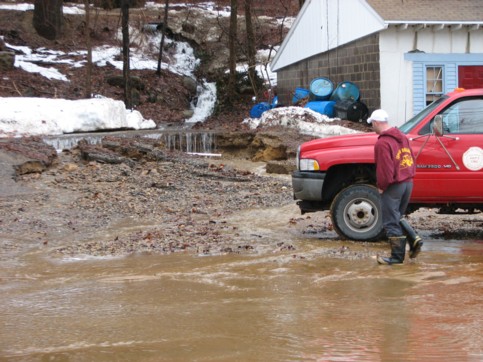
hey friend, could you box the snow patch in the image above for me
[244,107,361,137]
[0,98,155,137]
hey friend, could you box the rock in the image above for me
[106,75,145,91]
[252,146,286,162]
[181,23,195,34]
[182,76,197,94]
[251,133,287,161]
[100,136,167,161]
[78,139,135,166]
[0,51,15,71]
[266,160,296,174]
[183,109,194,118]
[14,160,47,175]
[63,163,79,172]
[0,137,58,175]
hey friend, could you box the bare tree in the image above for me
[121,0,132,108]
[227,0,238,99]
[156,0,169,76]
[84,0,92,98]
[33,0,63,40]
[244,0,257,97]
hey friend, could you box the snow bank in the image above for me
[244,107,361,138]
[0,97,156,137]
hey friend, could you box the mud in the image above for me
[0,135,481,263]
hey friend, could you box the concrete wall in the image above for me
[275,34,381,117]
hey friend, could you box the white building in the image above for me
[271,0,483,125]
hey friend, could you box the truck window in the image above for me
[400,96,447,134]
[441,98,483,134]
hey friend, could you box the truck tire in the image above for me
[330,184,385,241]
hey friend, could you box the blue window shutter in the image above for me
[445,63,457,91]
[413,63,425,114]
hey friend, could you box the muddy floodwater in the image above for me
[1,145,482,361]
[1,221,482,361]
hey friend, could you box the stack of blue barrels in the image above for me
[291,78,368,122]
[249,78,368,122]
[305,77,336,117]
[330,81,368,122]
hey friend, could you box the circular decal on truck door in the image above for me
[463,147,483,171]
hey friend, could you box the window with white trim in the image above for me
[426,66,444,106]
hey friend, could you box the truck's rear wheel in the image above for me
[330,184,384,241]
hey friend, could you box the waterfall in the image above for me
[158,132,216,154]
[42,130,216,155]
[42,134,104,151]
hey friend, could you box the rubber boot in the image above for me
[400,219,423,259]
[377,236,407,265]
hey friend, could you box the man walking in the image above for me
[368,109,423,265]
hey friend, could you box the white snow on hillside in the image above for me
[0,2,359,139]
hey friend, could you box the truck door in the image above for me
[410,98,483,202]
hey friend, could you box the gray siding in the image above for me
[275,34,381,115]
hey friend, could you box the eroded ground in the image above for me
[1,137,481,262]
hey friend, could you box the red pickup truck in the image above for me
[292,88,483,241]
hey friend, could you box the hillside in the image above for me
[0,1,300,130]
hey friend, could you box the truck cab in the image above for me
[292,88,483,241]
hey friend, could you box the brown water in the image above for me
[1,232,482,362]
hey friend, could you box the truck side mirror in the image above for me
[433,115,444,137]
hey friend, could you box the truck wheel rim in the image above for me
[343,199,377,231]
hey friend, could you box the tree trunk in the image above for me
[299,0,305,9]
[33,0,63,40]
[121,0,132,108]
[227,0,238,100]
[84,0,92,98]
[156,0,169,76]
[244,0,257,97]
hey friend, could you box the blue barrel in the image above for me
[271,95,279,108]
[304,100,336,117]
[330,81,360,102]
[292,87,310,104]
[310,77,334,100]
[249,102,271,118]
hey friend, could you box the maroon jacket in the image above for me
[374,127,416,191]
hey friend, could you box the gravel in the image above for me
[1,138,481,260]
[1,147,296,257]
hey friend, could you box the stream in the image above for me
[1,211,482,361]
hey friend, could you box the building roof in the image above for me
[366,0,483,22]
[271,0,483,71]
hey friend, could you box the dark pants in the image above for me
[380,181,413,237]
